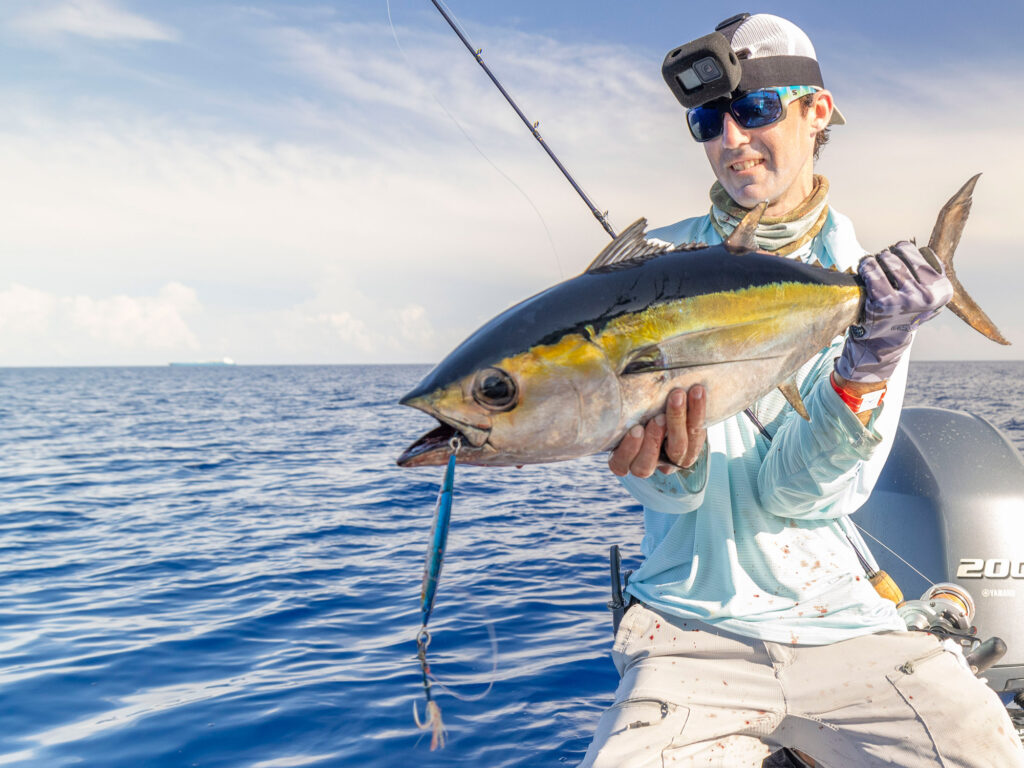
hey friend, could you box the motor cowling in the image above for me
[855,407,1024,697]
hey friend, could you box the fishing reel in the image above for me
[898,583,1007,675]
[898,582,975,635]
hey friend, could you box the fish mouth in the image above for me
[396,419,492,467]
[398,388,492,467]
[397,422,462,467]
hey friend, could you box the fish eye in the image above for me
[472,368,517,410]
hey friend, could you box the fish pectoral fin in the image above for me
[621,324,780,374]
[777,376,809,420]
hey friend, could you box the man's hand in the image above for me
[836,241,953,384]
[608,386,707,478]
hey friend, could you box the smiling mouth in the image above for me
[730,158,764,172]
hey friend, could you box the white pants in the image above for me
[580,604,1023,768]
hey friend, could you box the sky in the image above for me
[1,0,1023,366]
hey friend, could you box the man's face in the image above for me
[703,91,832,217]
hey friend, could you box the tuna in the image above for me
[397,175,1008,467]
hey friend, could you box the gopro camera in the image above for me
[662,31,742,109]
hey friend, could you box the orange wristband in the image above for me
[830,372,886,414]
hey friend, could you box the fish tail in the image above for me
[924,174,1010,345]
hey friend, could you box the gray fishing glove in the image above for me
[835,241,953,384]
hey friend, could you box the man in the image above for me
[581,13,1024,768]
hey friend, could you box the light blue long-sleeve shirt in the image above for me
[620,208,908,645]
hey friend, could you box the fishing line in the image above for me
[412,439,458,750]
[526,458,597,554]
[419,603,499,702]
[852,520,936,589]
[429,0,617,242]
[390,0,611,565]
[385,0,565,280]
[396,3,944,732]
[411,437,502,749]
[748,400,923,590]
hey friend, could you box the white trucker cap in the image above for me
[722,13,846,125]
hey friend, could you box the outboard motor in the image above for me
[855,407,1024,741]
[763,407,1024,767]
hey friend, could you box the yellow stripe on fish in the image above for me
[498,281,862,374]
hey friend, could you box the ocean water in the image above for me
[1,362,1021,767]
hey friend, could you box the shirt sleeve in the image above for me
[617,440,710,515]
[755,340,911,520]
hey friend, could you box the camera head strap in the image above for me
[662,13,827,110]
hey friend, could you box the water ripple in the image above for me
[0,363,1020,766]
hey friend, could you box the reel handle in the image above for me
[965,636,1007,674]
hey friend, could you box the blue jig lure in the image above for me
[413,440,458,750]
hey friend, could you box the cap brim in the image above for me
[828,103,846,126]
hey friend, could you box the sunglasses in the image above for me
[687,86,819,143]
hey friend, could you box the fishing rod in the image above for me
[425,0,932,608]
[428,0,618,240]
[426,1,784,451]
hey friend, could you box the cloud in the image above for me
[316,311,374,354]
[0,10,1020,364]
[264,15,670,172]
[0,282,200,364]
[67,282,199,348]
[310,303,435,356]
[14,0,176,42]
[286,300,437,363]
[398,304,434,346]
[0,284,57,335]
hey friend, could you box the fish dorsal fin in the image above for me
[585,218,672,272]
[723,201,767,254]
[778,376,809,420]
